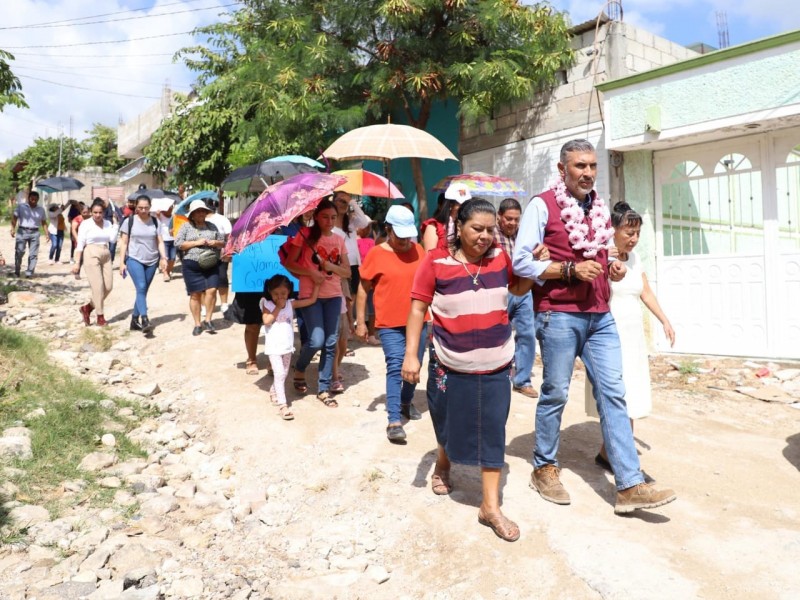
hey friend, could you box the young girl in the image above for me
[260,274,320,420]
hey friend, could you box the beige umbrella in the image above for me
[322,123,458,162]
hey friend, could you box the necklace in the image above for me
[459,253,483,286]
[550,177,614,258]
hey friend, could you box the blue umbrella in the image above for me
[266,155,325,168]
[175,190,219,216]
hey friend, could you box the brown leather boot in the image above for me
[96,315,108,326]
[79,303,92,326]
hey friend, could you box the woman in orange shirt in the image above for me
[356,205,430,443]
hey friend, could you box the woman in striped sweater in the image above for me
[402,199,529,542]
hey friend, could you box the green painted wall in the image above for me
[363,100,461,220]
[607,45,800,141]
[622,150,656,274]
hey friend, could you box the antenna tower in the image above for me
[716,11,730,49]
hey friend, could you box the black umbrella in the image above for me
[36,176,85,193]
[126,188,181,201]
[221,157,324,193]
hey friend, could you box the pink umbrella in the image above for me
[224,172,347,255]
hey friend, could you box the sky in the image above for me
[1,0,799,164]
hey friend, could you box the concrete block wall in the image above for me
[461,21,698,156]
[117,88,178,159]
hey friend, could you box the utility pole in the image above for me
[57,121,64,176]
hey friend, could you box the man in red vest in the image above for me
[513,139,676,514]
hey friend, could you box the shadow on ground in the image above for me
[784,432,800,472]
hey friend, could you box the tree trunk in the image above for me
[403,99,433,219]
[410,157,427,218]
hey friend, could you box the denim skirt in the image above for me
[427,349,512,468]
[182,259,220,294]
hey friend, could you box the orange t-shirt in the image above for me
[290,229,347,299]
[359,243,430,329]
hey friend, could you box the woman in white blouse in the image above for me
[72,199,118,326]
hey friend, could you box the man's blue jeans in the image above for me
[296,297,342,394]
[378,324,428,424]
[125,258,158,317]
[534,310,644,490]
[508,292,535,388]
[48,231,64,262]
[15,230,41,274]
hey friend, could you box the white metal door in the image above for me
[654,128,800,359]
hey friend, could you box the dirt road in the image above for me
[3,241,800,599]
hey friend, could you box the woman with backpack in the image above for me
[117,195,167,334]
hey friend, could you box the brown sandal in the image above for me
[279,405,295,420]
[478,509,520,542]
[293,371,308,394]
[317,392,338,407]
[431,470,452,495]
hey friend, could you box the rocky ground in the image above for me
[1,239,799,600]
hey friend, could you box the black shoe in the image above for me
[140,316,153,333]
[400,403,422,420]
[130,316,142,331]
[386,424,407,443]
[203,321,216,334]
[192,326,203,336]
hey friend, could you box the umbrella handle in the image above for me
[319,150,331,173]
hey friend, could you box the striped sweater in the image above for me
[411,246,514,373]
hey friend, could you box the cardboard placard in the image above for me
[231,235,299,293]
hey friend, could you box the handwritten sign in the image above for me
[231,235,299,293]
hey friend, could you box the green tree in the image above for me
[83,123,126,172]
[144,94,239,188]
[13,137,86,185]
[158,0,574,214]
[0,49,27,111]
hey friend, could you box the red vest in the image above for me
[534,188,610,313]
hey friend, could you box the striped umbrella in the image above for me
[332,169,404,199]
[432,172,526,197]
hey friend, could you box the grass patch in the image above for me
[678,361,699,376]
[0,325,151,521]
[80,327,116,352]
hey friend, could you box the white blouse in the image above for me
[77,219,118,251]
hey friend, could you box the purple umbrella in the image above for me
[224,172,347,255]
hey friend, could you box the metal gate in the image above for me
[654,128,800,359]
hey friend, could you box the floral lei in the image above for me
[550,177,614,258]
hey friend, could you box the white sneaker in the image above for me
[221,303,229,313]
[201,306,207,318]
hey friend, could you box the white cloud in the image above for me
[0,0,233,162]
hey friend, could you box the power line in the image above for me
[5,31,199,49]
[13,60,177,69]
[14,55,177,70]
[0,0,220,29]
[10,51,178,57]
[14,66,180,87]
[0,3,241,30]
[16,74,166,99]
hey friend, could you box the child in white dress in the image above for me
[260,274,320,420]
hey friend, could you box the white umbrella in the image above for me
[322,124,458,162]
